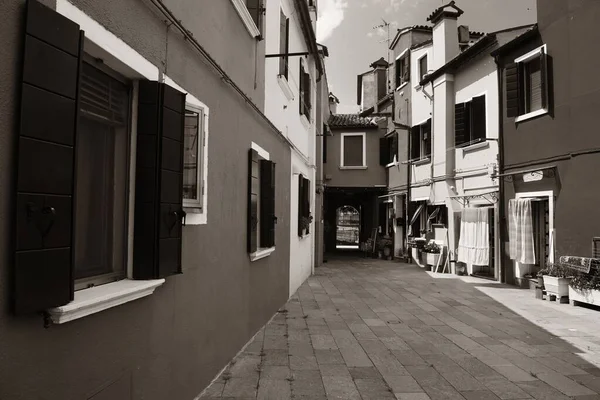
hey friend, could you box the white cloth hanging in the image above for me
[508,198,536,265]
[457,208,489,268]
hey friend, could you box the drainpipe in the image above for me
[494,55,506,283]
[429,81,435,208]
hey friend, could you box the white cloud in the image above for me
[317,0,349,42]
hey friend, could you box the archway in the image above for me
[336,205,360,250]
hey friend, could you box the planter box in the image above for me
[425,252,441,267]
[569,286,600,307]
[544,276,571,298]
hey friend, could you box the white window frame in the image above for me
[514,44,549,123]
[456,91,488,150]
[417,53,428,81]
[183,103,207,211]
[229,0,261,38]
[340,132,367,169]
[412,118,431,163]
[249,142,275,261]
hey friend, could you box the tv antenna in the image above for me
[372,18,395,92]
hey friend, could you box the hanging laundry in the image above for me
[457,208,490,268]
[508,198,536,264]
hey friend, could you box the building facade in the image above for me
[494,0,600,286]
[0,0,307,399]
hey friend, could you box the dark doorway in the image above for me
[336,205,360,250]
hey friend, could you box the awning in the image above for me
[410,204,424,226]
[448,190,499,207]
[428,207,440,220]
[378,191,407,199]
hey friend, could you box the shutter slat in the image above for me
[14,0,83,314]
[505,62,520,118]
[454,103,466,147]
[471,95,486,141]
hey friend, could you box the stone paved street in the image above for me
[198,257,600,400]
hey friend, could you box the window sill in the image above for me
[339,165,367,170]
[300,114,311,129]
[461,141,489,154]
[183,208,207,225]
[515,108,548,123]
[229,0,261,38]
[277,75,294,101]
[250,247,275,262]
[47,279,165,324]
[413,158,431,166]
[395,82,409,92]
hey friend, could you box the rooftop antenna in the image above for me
[372,18,394,92]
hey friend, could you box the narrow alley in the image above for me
[200,258,600,400]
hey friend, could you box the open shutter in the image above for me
[298,175,305,236]
[303,70,311,119]
[454,103,466,147]
[404,54,411,82]
[133,82,186,279]
[471,95,486,141]
[410,126,420,160]
[304,178,311,234]
[380,137,390,165]
[299,59,305,116]
[15,0,84,314]
[392,133,399,161]
[506,62,520,118]
[260,160,276,247]
[323,126,328,163]
[423,119,432,157]
[279,11,289,78]
[246,0,262,33]
[247,150,259,252]
[540,52,549,110]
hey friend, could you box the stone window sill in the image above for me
[47,279,165,324]
[229,0,261,38]
[277,75,294,101]
[250,247,275,262]
[339,165,367,170]
[461,141,489,154]
[300,114,311,129]
[515,108,548,123]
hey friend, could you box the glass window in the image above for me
[343,135,364,166]
[183,107,204,208]
[524,57,542,113]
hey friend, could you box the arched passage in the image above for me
[336,205,360,250]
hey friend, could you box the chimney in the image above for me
[458,25,470,50]
[329,92,339,114]
[427,1,464,70]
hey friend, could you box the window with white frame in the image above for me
[341,133,366,167]
[183,105,206,210]
[410,119,431,161]
[418,54,428,81]
[395,52,410,88]
[248,144,276,259]
[455,94,486,147]
[506,45,551,121]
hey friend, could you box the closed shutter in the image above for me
[423,119,432,157]
[506,62,520,118]
[246,0,262,33]
[471,95,486,141]
[410,126,420,160]
[298,175,305,236]
[15,0,84,314]
[540,52,549,110]
[260,160,276,247]
[380,137,389,165]
[247,149,259,253]
[133,82,186,279]
[454,103,466,147]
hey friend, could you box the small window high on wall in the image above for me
[341,133,366,168]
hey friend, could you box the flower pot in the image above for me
[425,252,440,267]
[383,247,392,258]
[569,286,600,306]
[544,276,571,298]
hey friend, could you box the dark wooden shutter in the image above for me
[410,126,420,160]
[246,0,262,33]
[299,59,304,115]
[506,62,521,118]
[247,149,259,252]
[404,54,411,82]
[279,11,289,78]
[303,70,311,119]
[380,137,390,165]
[298,175,305,236]
[323,126,328,163]
[395,59,401,88]
[454,103,467,147]
[423,119,432,157]
[392,133,399,162]
[471,95,486,141]
[133,82,186,279]
[304,178,310,235]
[260,160,276,247]
[540,52,548,110]
[14,0,84,314]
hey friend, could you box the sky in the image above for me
[316,0,537,114]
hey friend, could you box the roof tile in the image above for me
[328,114,379,128]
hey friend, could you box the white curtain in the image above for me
[457,208,490,268]
[508,199,536,264]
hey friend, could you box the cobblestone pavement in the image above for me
[198,257,600,400]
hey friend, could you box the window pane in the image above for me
[75,65,129,281]
[344,136,363,166]
[525,58,542,112]
[183,110,200,201]
[420,55,428,79]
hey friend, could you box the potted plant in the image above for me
[569,265,600,306]
[378,237,393,260]
[539,263,572,298]
[422,241,441,268]
[300,214,313,234]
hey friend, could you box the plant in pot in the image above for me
[569,264,600,306]
[540,263,572,298]
[422,241,441,270]
[378,237,393,260]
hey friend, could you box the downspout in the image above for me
[494,55,506,283]
[429,81,435,207]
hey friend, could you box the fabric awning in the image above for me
[410,204,424,226]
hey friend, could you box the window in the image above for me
[380,133,398,166]
[74,62,130,289]
[395,54,410,88]
[410,119,431,160]
[419,55,428,81]
[298,175,311,236]
[248,145,276,259]
[183,105,206,210]
[341,133,366,167]
[279,9,290,79]
[299,59,312,120]
[506,45,550,121]
[454,94,486,148]
[230,0,262,38]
